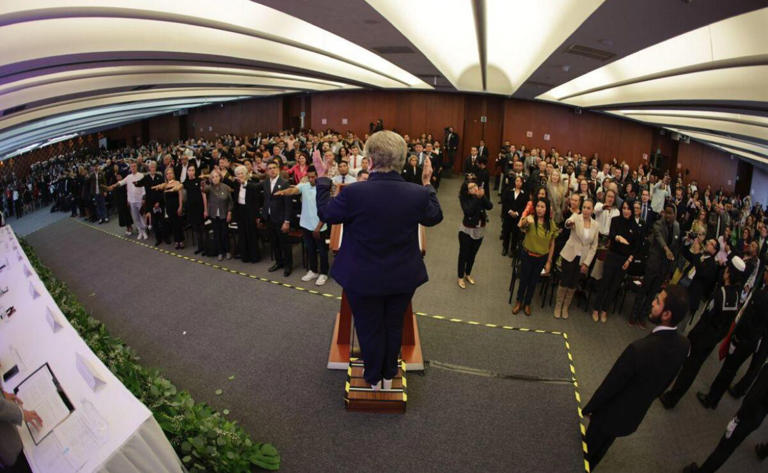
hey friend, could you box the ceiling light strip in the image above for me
[0,5,421,88]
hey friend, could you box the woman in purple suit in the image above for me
[316,131,443,390]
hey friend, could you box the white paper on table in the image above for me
[14,366,71,444]
[33,432,77,473]
[75,353,106,391]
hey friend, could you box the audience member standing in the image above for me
[555,199,599,319]
[108,161,147,240]
[184,165,206,255]
[592,201,639,323]
[203,169,233,261]
[501,175,527,256]
[276,166,329,286]
[261,161,293,276]
[457,178,492,289]
[513,198,559,316]
[233,165,262,263]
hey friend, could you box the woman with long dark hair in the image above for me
[457,178,493,288]
[513,198,559,316]
[591,200,639,323]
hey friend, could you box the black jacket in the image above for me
[460,194,493,228]
[583,329,689,436]
[501,187,527,221]
[136,172,164,208]
[261,177,292,224]
[401,165,422,185]
[732,287,768,347]
[235,180,264,221]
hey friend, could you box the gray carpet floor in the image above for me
[24,175,768,473]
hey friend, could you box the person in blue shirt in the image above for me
[316,131,443,390]
[275,166,329,286]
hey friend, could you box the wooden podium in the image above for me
[327,224,426,372]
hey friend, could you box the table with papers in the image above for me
[0,225,184,473]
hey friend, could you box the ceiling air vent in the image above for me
[371,46,414,54]
[564,44,616,61]
[2,104,26,116]
[525,80,556,89]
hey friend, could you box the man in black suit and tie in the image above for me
[463,147,480,176]
[477,139,488,160]
[638,189,656,227]
[683,362,768,472]
[583,285,690,470]
[444,126,459,170]
[261,161,293,276]
[630,203,680,325]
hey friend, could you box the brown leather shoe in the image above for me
[512,302,522,314]
[524,305,532,316]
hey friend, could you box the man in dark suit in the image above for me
[463,147,480,176]
[234,166,263,264]
[444,126,459,170]
[638,189,656,227]
[261,161,293,276]
[682,237,720,320]
[477,139,489,160]
[583,285,690,470]
[630,203,681,325]
[683,362,768,472]
[317,130,443,390]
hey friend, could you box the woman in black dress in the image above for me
[153,167,185,249]
[184,165,206,254]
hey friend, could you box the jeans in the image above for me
[303,228,329,274]
[458,231,483,278]
[516,249,547,305]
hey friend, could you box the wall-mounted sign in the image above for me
[543,133,550,141]
[525,131,533,138]
[341,118,348,125]
[480,116,487,123]
[321,118,327,125]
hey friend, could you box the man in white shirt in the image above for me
[348,145,364,174]
[332,161,356,185]
[650,174,670,214]
[109,161,148,239]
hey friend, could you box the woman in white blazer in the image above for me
[554,198,599,319]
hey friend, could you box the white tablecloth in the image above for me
[0,225,184,473]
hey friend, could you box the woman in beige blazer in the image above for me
[554,198,599,319]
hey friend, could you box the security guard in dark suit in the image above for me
[682,237,720,321]
[683,362,768,472]
[698,269,768,408]
[660,256,747,409]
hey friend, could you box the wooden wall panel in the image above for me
[147,113,180,144]
[309,90,465,140]
[105,122,143,147]
[185,96,283,140]
[502,100,653,169]
[677,140,738,193]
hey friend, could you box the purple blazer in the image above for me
[316,171,442,295]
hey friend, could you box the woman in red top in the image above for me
[288,152,309,184]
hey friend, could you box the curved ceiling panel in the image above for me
[0,87,288,130]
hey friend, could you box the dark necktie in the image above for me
[642,204,647,222]
[341,175,346,183]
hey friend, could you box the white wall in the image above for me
[750,167,768,208]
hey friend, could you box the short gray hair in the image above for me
[364,130,407,173]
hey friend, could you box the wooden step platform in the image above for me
[345,359,407,413]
